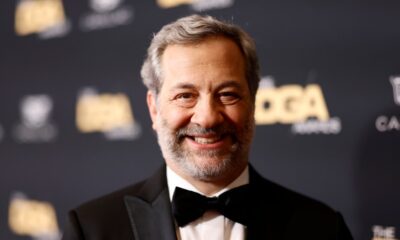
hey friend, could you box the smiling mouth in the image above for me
[189,136,222,144]
[177,125,236,145]
[184,133,235,145]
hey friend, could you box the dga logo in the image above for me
[255,76,341,135]
[13,94,58,143]
[376,76,400,132]
[157,0,234,11]
[14,0,70,39]
[8,192,61,240]
[79,0,134,31]
[372,225,398,240]
[76,87,141,140]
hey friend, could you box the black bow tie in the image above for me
[172,185,250,227]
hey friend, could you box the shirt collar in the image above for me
[167,165,249,201]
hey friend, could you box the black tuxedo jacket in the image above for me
[62,165,353,240]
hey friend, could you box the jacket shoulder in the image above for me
[74,165,167,219]
[250,166,335,212]
[75,179,146,216]
[250,169,353,239]
[64,180,147,240]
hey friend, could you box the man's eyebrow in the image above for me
[171,83,197,90]
[170,81,244,91]
[215,81,244,91]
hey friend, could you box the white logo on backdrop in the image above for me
[390,76,400,106]
[13,95,58,143]
[375,76,400,132]
[376,116,400,132]
[79,0,134,31]
[90,0,122,12]
[191,0,233,11]
[371,225,398,240]
[157,0,234,11]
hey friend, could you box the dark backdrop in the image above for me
[1,1,399,239]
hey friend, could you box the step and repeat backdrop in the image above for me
[1,0,399,239]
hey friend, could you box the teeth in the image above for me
[193,137,220,144]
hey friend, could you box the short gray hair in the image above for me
[140,14,260,100]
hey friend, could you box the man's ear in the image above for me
[146,91,158,131]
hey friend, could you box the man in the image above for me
[63,15,353,240]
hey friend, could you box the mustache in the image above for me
[176,124,236,139]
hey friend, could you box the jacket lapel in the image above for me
[123,165,284,240]
[246,166,283,240]
[124,166,177,240]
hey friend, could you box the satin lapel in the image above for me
[246,165,282,240]
[124,166,177,240]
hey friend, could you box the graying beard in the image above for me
[169,139,242,180]
[158,117,254,181]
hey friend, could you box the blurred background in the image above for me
[1,0,399,239]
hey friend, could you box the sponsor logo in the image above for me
[14,0,70,39]
[376,76,400,132]
[376,115,399,132]
[8,192,61,240]
[90,0,123,12]
[13,94,58,143]
[76,87,141,140]
[372,225,398,240]
[157,0,233,11]
[79,0,134,31]
[255,76,341,135]
[390,76,400,106]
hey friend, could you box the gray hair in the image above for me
[140,14,260,100]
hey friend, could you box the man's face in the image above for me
[147,36,255,183]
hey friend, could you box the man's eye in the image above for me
[219,92,241,104]
[176,93,195,100]
[174,93,197,107]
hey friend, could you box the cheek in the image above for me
[159,107,192,130]
[225,105,254,128]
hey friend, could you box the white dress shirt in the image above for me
[167,166,249,240]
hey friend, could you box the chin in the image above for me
[183,154,242,181]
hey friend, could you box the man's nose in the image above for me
[191,97,224,128]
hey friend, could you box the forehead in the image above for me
[162,36,243,65]
[160,36,246,88]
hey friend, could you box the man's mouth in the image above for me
[188,135,223,144]
[176,125,236,146]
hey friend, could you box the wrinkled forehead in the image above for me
[160,37,246,85]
